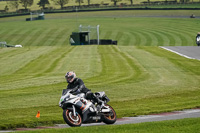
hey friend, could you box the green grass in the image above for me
[0,11,200,130]
[0,10,200,46]
[16,117,200,133]
[0,46,200,130]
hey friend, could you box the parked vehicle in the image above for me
[196,33,200,46]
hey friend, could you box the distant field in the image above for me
[0,11,200,129]
[0,10,199,46]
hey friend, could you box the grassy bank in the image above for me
[0,46,200,129]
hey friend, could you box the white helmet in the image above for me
[65,71,76,83]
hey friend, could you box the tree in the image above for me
[7,0,19,11]
[129,0,133,5]
[87,0,90,6]
[4,5,9,12]
[19,0,33,9]
[76,0,84,7]
[180,0,190,3]
[111,0,122,6]
[53,0,69,9]
[37,0,50,9]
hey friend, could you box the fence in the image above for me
[0,2,200,17]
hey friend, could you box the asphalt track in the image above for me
[1,108,200,132]
[57,109,200,128]
[55,108,200,128]
[160,46,200,60]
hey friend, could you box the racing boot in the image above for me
[95,98,104,112]
[91,93,104,112]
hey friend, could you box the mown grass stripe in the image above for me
[156,30,176,46]
[85,46,102,78]
[119,32,131,45]
[161,29,182,46]
[165,28,192,46]
[30,28,52,46]
[109,30,120,43]
[14,47,60,75]
[10,28,34,45]
[59,28,75,46]
[7,28,25,44]
[129,31,141,46]
[169,30,187,46]
[138,30,151,46]
[86,46,120,84]
[142,46,200,76]
[0,47,56,84]
[115,31,124,43]
[48,28,68,46]
[153,30,170,46]
[111,46,145,83]
[42,29,63,46]
[0,28,13,41]
[42,46,75,74]
[87,45,145,85]
[129,30,146,46]
[177,30,196,46]
[157,28,181,46]
[94,46,121,83]
[148,30,165,46]
[25,29,44,46]
[123,46,197,90]
[126,32,136,46]
[143,29,155,46]
[5,28,25,43]
[38,29,59,46]
[103,31,112,39]
[145,20,195,46]
[0,27,6,34]
[1,28,23,43]
[0,48,21,59]
[0,28,11,40]
[154,25,192,46]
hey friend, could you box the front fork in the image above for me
[72,105,77,117]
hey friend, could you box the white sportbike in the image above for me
[59,89,117,127]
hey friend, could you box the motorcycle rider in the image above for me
[65,71,104,110]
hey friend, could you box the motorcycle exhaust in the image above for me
[101,108,111,112]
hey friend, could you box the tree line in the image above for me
[5,0,193,12]
[6,0,127,11]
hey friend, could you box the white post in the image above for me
[76,7,78,28]
[79,25,82,32]
[88,25,91,32]
[88,25,91,45]
[97,25,100,45]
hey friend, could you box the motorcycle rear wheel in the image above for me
[102,104,117,124]
[63,109,82,127]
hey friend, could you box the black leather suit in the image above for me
[67,78,101,104]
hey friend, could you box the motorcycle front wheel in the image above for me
[102,104,117,124]
[63,109,82,127]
